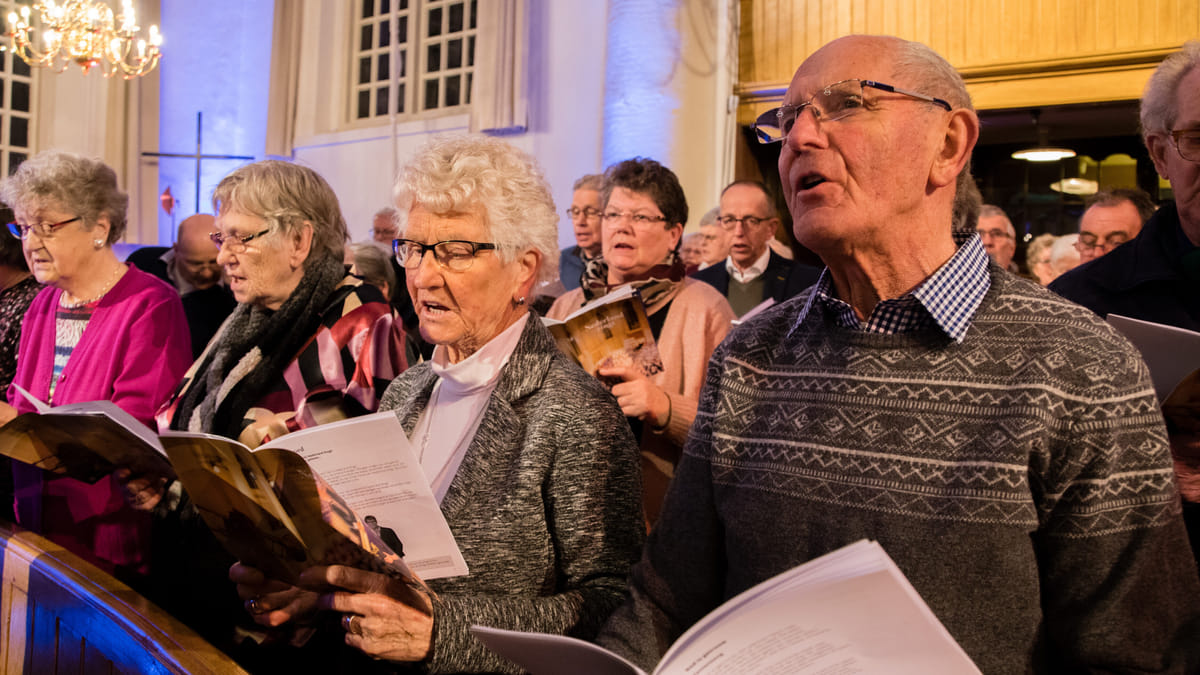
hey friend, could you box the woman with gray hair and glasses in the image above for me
[231,135,643,673]
[0,150,192,579]
[114,159,409,653]
[155,159,408,444]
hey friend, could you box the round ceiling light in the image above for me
[1011,147,1077,162]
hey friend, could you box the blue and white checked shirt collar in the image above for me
[792,231,991,343]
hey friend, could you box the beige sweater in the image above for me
[549,278,735,520]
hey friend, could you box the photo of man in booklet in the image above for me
[543,286,664,388]
[162,435,422,590]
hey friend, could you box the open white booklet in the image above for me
[229,411,468,580]
[472,540,980,675]
[2,387,466,581]
[1106,314,1200,402]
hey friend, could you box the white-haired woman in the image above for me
[157,160,408,444]
[0,150,192,578]
[231,135,644,673]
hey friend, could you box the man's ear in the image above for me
[1145,133,1174,182]
[930,109,980,190]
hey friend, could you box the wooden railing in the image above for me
[0,521,246,675]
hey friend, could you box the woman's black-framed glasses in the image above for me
[7,216,82,240]
[752,79,953,144]
[210,228,272,253]
[393,238,497,272]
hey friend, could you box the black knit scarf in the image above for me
[169,255,348,438]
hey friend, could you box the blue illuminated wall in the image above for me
[602,0,680,167]
[155,1,274,244]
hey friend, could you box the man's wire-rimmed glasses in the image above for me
[393,238,497,272]
[210,228,272,253]
[753,79,953,144]
[566,206,602,221]
[1075,232,1131,254]
[717,215,772,230]
[7,216,82,240]
[1170,129,1200,162]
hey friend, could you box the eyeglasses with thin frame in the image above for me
[976,228,1013,241]
[210,228,272,253]
[7,216,82,240]
[392,238,497,272]
[753,79,954,144]
[1075,232,1130,253]
[717,214,773,230]
[1170,129,1200,162]
[566,206,602,221]
[601,211,669,228]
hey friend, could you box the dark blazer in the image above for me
[1050,202,1200,331]
[126,245,236,357]
[691,249,823,306]
[125,245,171,284]
[559,245,588,291]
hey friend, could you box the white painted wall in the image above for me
[156,0,274,243]
[290,0,731,250]
[292,0,612,249]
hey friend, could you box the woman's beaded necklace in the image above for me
[60,264,125,309]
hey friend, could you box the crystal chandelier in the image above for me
[5,0,162,79]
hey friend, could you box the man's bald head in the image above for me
[174,213,222,290]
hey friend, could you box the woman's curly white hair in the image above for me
[393,134,560,285]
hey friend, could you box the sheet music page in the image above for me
[261,411,468,579]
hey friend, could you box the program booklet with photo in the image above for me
[0,395,466,584]
[472,540,980,675]
[542,286,663,387]
[0,384,173,484]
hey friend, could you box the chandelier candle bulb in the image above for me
[6,0,163,79]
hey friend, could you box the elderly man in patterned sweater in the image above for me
[599,35,1200,674]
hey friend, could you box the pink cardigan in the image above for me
[549,278,734,521]
[7,265,192,575]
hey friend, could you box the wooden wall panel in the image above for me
[738,0,1200,116]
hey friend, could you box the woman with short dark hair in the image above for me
[548,157,735,523]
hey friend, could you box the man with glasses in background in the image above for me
[1071,187,1156,264]
[694,207,728,270]
[599,35,1200,674]
[127,213,236,357]
[558,174,604,291]
[1051,177,1189,325]
[975,204,1018,272]
[1050,41,1200,579]
[692,180,820,316]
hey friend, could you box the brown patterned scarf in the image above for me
[579,251,687,314]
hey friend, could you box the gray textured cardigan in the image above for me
[376,313,645,674]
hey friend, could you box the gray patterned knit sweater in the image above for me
[601,269,1200,674]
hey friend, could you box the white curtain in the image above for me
[469,0,528,134]
[265,0,303,157]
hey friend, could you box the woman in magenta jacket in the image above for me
[0,150,191,580]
